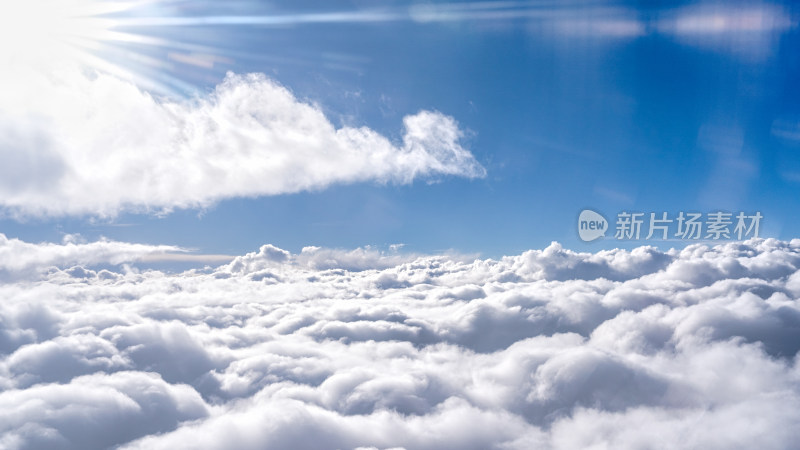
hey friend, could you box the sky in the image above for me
[1,0,798,260]
[4,1,800,449]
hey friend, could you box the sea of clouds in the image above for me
[1,234,800,449]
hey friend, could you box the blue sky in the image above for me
[2,0,799,259]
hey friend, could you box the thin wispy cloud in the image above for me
[109,2,795,39]
[0,233,231,279]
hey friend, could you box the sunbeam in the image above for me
[0,0,131,69]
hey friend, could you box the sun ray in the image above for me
[0,0,223,96]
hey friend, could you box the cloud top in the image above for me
[1,238,800,448]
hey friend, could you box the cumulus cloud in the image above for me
[225,243,461,275]
[0,67,485,217]
[1,238,800,448]
[0,233,189,280]
[0,371,208,450]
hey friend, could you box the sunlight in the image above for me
[0,0,128,70]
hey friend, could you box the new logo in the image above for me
[578,209,607,242]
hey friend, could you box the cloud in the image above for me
[657,4,794,60]
[1,237,800,448]
[0,233,186,280]
[0,68,485,218]
[0,371,208,450]
[225,243,446,274]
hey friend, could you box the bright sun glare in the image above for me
[0,0,128,70]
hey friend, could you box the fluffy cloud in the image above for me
[1,238,800,448]
[0,233,187,281]
[0,371,208,450]
[0,68,485,217]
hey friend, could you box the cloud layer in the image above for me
[1,238,800,448]
[0,68,485,217]
[0,233,188,281]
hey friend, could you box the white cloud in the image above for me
[0,233,185,280]
[662,5,793,35]
[0,371,208,450]
[0,68,485,218]
[657,4,794,61]
[1,238,800,448]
